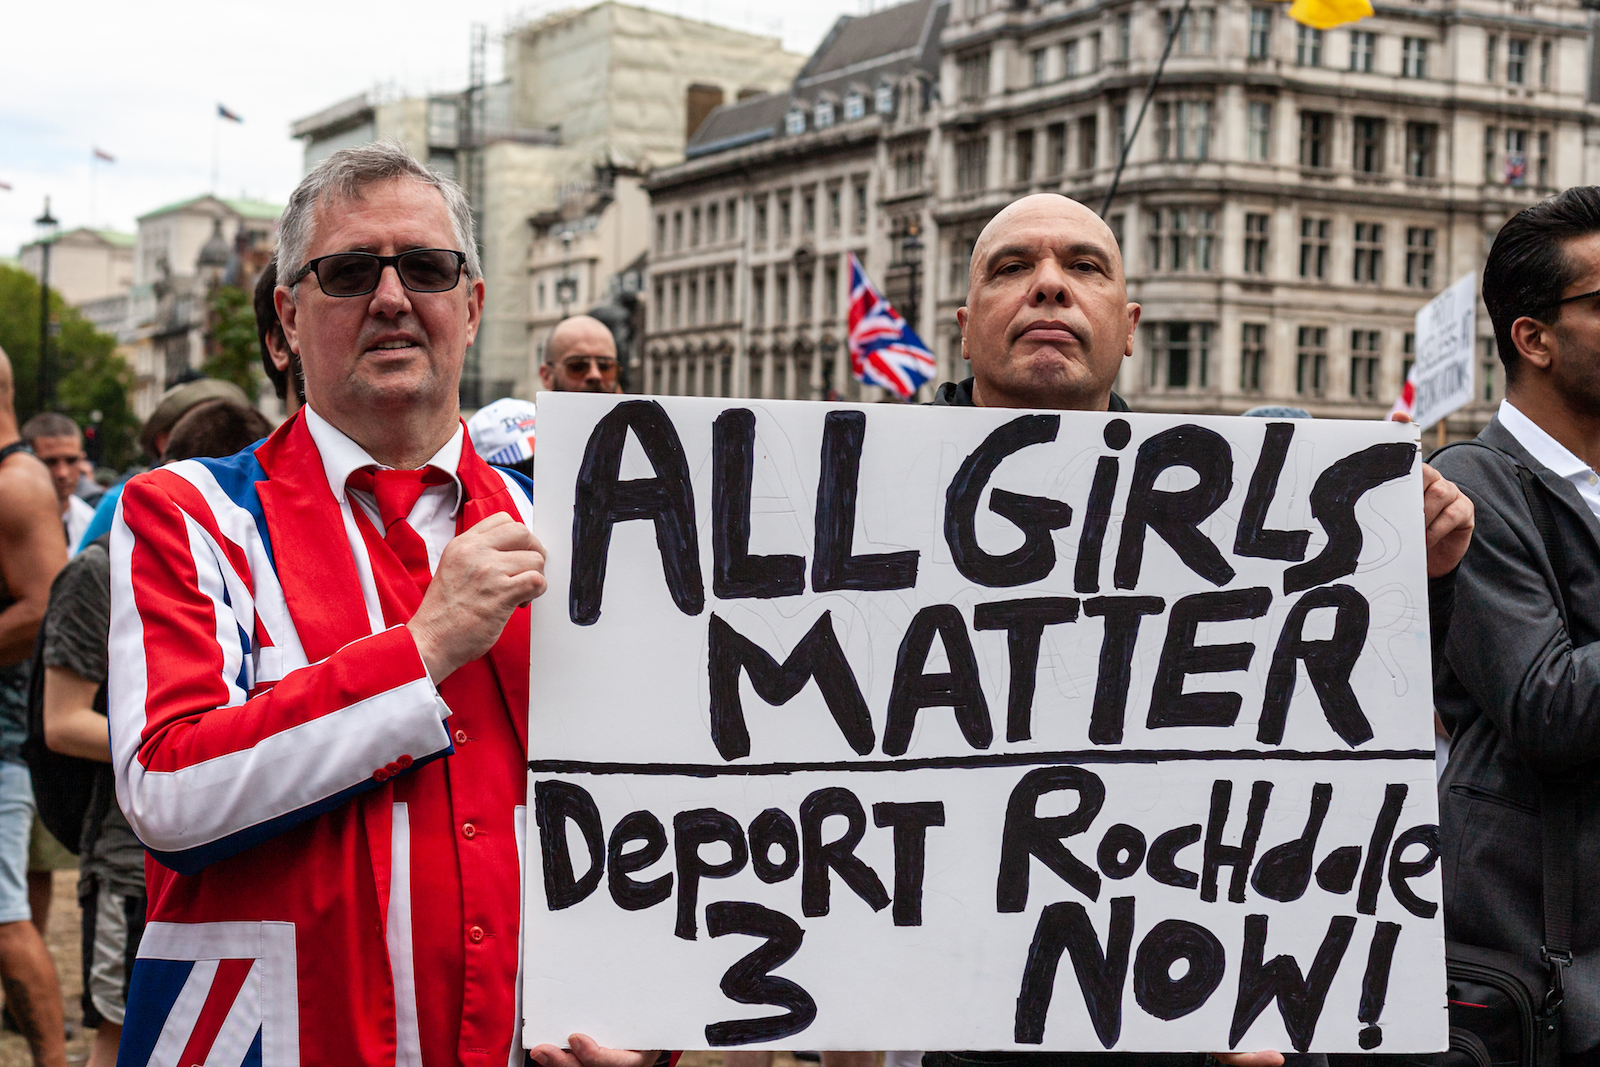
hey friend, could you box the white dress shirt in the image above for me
[1497,399,1600,522]
[302,405,465,576]
[64,494,95,554]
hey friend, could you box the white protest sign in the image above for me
[1408,273,1477,430]
[523,395,1444,1055]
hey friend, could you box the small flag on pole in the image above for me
[846,253,937,399]
[93,147,115,163]
[217,103,244,123]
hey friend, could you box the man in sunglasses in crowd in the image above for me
[539,314,623,394]
[108,142,659,1067]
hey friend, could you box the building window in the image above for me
[959,51,991,101]
[537,280,546,312]
[895,150,925,191]
[1350,31,1375,73]
[822,188,838,234]
[655,214,667,253]
[1089,32,1102,71]
[1113,103,1128,159]
[1046,122,1067,175]
[785,109,806,135]
[1353,117,1385,173]
[1538,131,1551,188]
[686,277,699,326]
[1065,38,1081,77]
[1540,40,1552,89]
[1147,207,1217,273]
[1031,47,1049,85]
[1350,330,1380,400]
[1483,125,1499,182]
[1152,322,1214,389]
[1249,7,1273,59]
[1507,38,1528,84]
[1506,127,1529,185]
[957,137,989,192]
[1156,100,1213,160]
[844,92,865,121]
[707,202,720,242]
[706,273,718,322]
[751,270,766,327]
[1402,332,1414,385]
[1405,227,1435,289]
[775,271,789,324]
[1108,213,1125,247]
[799,271,814,323]
[1297,24,1323,66]
[1296,326,1328,396]
[802,190,816,235]
[1078,115,1098,170]
[691,206,702,246]
[1244,212,1269,273]
[824,260,839,319]
[727,199,739,239]
[854,181,868,232]
[1248,101,1272,161]
[755,199,768,243]
[1300,217,1331,279]
[948,236,976,297]
[815,100,836,129]
[725,268,736,320]
[671,279,682,328]
[1402,37,1428,78]
[1353,222,1383,284]
[875,83,895,115]
[1482,337,1497,401]
[1118,12,1132,59]
[673,212,684,250]
[1166,7,1215,54]
[652,280,664,329]
[1299,111,1332,168]
[1486,35,1498,81]
[1405,122,1438,178]
[1241,323,1267,392]
[1016,129,1035,182]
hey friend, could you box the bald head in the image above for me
[968,194,1123,295]
[955,192,1139,411]
[540,315,621,393]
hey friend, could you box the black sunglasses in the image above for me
[293,249,466,298]
[1551,287,1600,309]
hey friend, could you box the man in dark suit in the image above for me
[1432,185,1600,1064]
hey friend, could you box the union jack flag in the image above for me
[847,253,937,399]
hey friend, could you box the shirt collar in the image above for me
[302,405,466,515]
[1498,399,1596,481]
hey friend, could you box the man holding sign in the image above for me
[108,143,652,1067]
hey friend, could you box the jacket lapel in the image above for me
[254,413,372,663]
[1479,417,1600,559]
[456,447,531,751]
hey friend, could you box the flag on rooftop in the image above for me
[217,103,244,123]
[846,252,937,400]
[1286,0,1373,29]
[93,147,115,163]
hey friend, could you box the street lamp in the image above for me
[556,230,578,318]
[898,223,924,334]
[35,198,59,414]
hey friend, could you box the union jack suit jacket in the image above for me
[108,411,535,1067]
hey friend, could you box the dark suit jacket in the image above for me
[1433,414,1600,1052]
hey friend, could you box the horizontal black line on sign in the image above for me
[526,749,1436,777]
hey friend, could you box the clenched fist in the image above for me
[407,512,546,681]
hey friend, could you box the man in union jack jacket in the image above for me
[108,142,657,1067]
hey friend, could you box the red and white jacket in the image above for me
[108,410,534,1067]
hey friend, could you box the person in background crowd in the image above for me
[539,314,623,394]
[19,415,94,555]
[73,377,251,553]
[466,397,537,480]
[0,347,69,1067]
[926,192,1472,1067]
[39,394,275,1067]
[1432,186,1600,1065]
[255,256,304,415]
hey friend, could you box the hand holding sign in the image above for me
[409,512,545,680]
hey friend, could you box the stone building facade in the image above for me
[645,0,1600,430]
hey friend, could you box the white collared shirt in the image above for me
[302,405,465,574]
[1498,399,1600,522]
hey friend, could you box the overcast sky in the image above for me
[0,0,866,259]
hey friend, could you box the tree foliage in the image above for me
[202,284,264,403]
[0,264,140,469]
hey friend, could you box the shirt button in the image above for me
[1588,472,1597,486]
[462,823,476,839]
[468,925,485,943]
[384,762,402,776]
[396,754,413,769]
[454,729,469,745]
[373,768,389,782]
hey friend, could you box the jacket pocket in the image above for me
[1449,781,1538,816]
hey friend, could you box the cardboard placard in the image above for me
[1409,274,1478,431]
[523,395,1445,1055]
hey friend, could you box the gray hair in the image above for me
[277,141,480,298]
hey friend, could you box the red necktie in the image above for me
[345,466,453,590]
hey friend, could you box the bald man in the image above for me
[539,315,622,393]
[0,347,69,1067]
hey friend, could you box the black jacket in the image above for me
[929,377,1132,411]
[1432,415,1600,1052]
